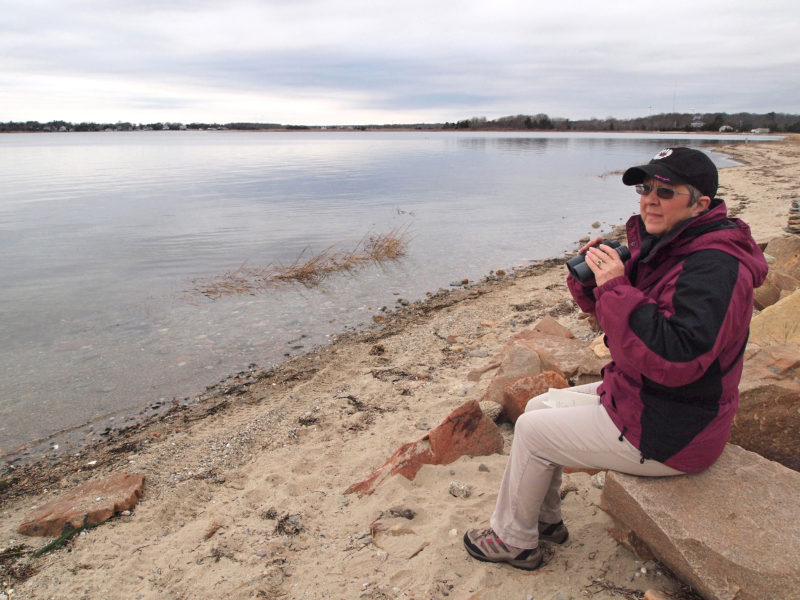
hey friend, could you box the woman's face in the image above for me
[639,179,708,236]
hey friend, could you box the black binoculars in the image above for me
[566,239,631,284]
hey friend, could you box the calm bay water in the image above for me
[0,131,765,457]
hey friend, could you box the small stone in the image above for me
[387,524,415,536]
[449,528,458,536]
[478,464,490,472]
[449,480,472,498]
[387,507,416,519]
[591,471,606,489]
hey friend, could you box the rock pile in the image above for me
[787,199,800,233]
[732,233,800,470]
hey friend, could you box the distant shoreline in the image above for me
[0,128,787,136]
[3,110,796,134]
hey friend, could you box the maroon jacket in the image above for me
[568,200,768,472]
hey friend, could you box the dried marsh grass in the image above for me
[192,227,409,299]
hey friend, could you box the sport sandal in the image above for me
[463,528,543,571]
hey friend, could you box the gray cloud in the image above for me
[1,0,798,124]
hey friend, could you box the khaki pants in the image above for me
[490,382,683,549]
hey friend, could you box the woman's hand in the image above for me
[585,242,625,286]
[577,236,604,256]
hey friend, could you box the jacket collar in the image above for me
[636,198,728,264]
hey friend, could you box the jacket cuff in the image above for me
[593,275,629,300]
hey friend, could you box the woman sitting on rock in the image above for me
[463,147,768,570]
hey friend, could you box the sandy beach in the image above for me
[2,135,797,600]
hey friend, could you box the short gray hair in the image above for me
[687,184,703,206]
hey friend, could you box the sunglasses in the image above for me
[635,183,690,200]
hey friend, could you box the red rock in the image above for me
[478,327,605,405]
[18,472,145,537]
[501,371,569,424]
[479,339,542,404]
[345,401,503,496]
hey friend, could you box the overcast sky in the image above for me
[2,0,799,125]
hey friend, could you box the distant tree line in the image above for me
[2,111,799,133]
[0,120,284,133]
[442,111,800,133]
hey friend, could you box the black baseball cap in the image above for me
[622,147,718,198]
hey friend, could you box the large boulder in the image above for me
[765,234,800,279]
[753,275,781,310]
[601,444,800,600]
[345,400,503,496]
[732,343,800,471]
[523,332,606,383]
[768,267,800,296]
[754,236,800,309]
[749,288,800,346]
[18,472,145,537]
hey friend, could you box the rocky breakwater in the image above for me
[731,233,800,471]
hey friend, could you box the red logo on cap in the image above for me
[653,149,673,160]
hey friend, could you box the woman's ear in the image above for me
[692,195,711,215]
